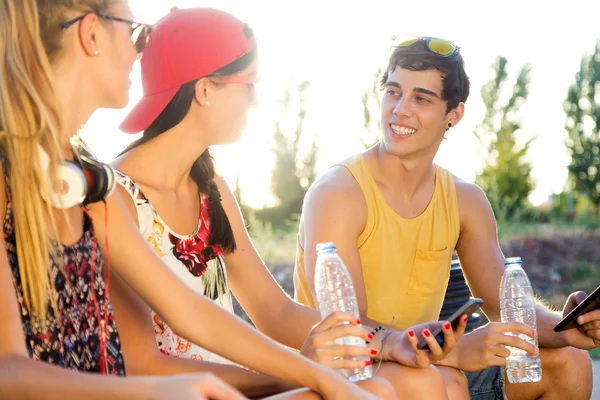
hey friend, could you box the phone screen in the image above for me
[417,297,484,350]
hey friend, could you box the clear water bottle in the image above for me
[500,257,542,383]
[314,242,372,382]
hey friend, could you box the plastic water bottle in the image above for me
[314,242,372,382]
[500,257,542,383]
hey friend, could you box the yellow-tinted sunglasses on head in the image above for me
[392,35,459,57]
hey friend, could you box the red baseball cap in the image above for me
[119,7,257,134]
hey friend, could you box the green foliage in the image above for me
[550,191,599,223]
[475,56,535,221]
[564,40,600,212]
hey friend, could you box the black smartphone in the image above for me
[417,297,484,350]
[554,285,600,332]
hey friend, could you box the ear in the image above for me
[194,78,212,106]
[77,13,102,56]
[445,102,465,128]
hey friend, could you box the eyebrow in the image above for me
[414,87,440,99]
[385,81,441,99]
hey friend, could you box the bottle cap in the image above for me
[316,242,336,253]
[504,257,522,265]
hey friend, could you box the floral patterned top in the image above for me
[2,152,126,375]
[117,171,233,363]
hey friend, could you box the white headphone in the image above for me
[38,139,116,209]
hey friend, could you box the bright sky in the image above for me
[80,0,600,208]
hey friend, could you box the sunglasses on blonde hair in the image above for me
[61,13,152,54]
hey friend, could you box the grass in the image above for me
[497,217,600,242]
[246,214,298,265]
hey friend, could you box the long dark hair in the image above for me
[121,48,257,253]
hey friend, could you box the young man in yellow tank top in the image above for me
[294,37,597,400]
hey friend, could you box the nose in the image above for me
[248,85,259,109]
[393,95,412,117]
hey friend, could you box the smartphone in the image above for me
[554,284,600,332]
[417,297,484,350]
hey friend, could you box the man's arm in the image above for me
[454,179,564,347]
[300,166,372,325]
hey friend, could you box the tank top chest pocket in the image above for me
[406,247,450,296]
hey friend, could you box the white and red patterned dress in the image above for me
[117,171,233,363]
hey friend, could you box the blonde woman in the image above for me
[0,1,393,399]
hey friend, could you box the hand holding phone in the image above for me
[417,298,484,350]
[554,285,600,332]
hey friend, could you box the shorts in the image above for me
[465,366,507,400]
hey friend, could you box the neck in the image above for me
[120,118,210,192]
[369,143,437,200]
[53,61,97,155]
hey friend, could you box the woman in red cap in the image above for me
[113,6,455,400]
[0,0,393,398]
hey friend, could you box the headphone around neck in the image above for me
[38,138,117,209]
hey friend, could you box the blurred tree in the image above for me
[475,56,535,221]
[564,40,600,213]
[233,175,252,225]
[256,80,319,229]
[360,68,382,149]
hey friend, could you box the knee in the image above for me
[438,366,469,400]
[372,363,447,399]
[542,346,592,397]
[545,346,591,376]
[360,377,397,400]
[402,365,448,397]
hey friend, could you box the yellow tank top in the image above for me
[294,155,460,330]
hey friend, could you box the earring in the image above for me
[93,49,100,56]
[447,123,452,128]
[205,100,210,106]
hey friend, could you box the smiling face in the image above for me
[380,66,463,160]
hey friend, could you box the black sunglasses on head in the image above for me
[60,13,152,54]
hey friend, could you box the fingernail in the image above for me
[463,315,468,322]
[408,330,415,337]
[444,323,451,330]
[577,317,584,325]
[356,319,361,325]
[365,360,372,366]
[424,330,431,337]
[368,333,374,339]
[370,348,377,355]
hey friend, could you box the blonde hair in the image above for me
[0,0,112,323]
